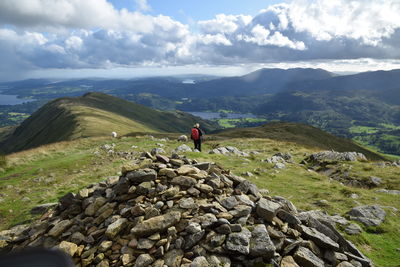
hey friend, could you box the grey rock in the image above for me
[299,225,339,250]
[304,151,367,163]
[171,176,197,188]
[226,228,252,255]
[175,144,192,153]
[348,205,386,226]
[177,135,188,142]
[376,189,400,195]
[293,247,324,267]
[220,196,239,210]
[250,224,275,257]
[190,256,209,267]
[256,198,281,222]
[134,254,154,267]
[369,176,382,186]
[164,249,184,267]
[179,198,198,209]
[277,209,301,225]
[274,162,286,169]
[184,230,205,249]
[345,223,363,235]
[126,168,157,184]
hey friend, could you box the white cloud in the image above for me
[135,0,151,12]
[0,0,399,80]
[287,0,400,46]
[198,14,252,34]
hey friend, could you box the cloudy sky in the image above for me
[0,0,399,81]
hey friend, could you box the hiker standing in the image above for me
[191,123,203,151]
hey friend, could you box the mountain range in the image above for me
[0,68,399,155]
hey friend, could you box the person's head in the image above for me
[195,123,200,128]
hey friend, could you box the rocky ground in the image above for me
[0,150,376,267]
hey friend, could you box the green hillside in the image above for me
[0,134,398,266]
[214,122,387,161]
[0,92,218,154]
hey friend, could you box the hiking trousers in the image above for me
[194,139,201,151]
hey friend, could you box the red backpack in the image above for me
[191,128,199,140]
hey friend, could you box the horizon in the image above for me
[0,0,400,81]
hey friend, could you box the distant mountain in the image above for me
[0,92,218,154]
[189,68,335,98]
[286,69,400,93]
[215,122,386,161]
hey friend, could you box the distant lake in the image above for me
[0,93,36,105]
[188,111,256,120]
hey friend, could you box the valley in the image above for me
[1,68,399,156]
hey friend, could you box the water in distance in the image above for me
[0,94,36,105]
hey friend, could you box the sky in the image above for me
[0,0,400,81]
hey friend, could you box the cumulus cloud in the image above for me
[0,0,399,80]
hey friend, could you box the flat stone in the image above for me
[177,165,200,175]
[196,184,213,193]
[293,247,324,267]
[131,211,181,236]
[171,176,197,188]
[299,225,339,250]
[126,168,157,184]
[48,220,73,237]
[256,198,282,222]
[226,228,251,255]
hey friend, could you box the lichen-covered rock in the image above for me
[226,228,251,254]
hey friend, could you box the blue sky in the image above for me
[0,0,399,81]
[110,0,282,22]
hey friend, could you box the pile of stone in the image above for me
[0,153,373,267]
[303,151,367,164]
[209,146,249,157]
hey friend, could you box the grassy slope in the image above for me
[214,122,387,161]
[0,134,399,266]
[0,92,218,154]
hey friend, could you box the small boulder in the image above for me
[348,205,386,226]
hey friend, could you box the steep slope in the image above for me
[214,122,386,161]
[0,92,218,154]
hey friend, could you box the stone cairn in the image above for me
[0,152,373,267]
